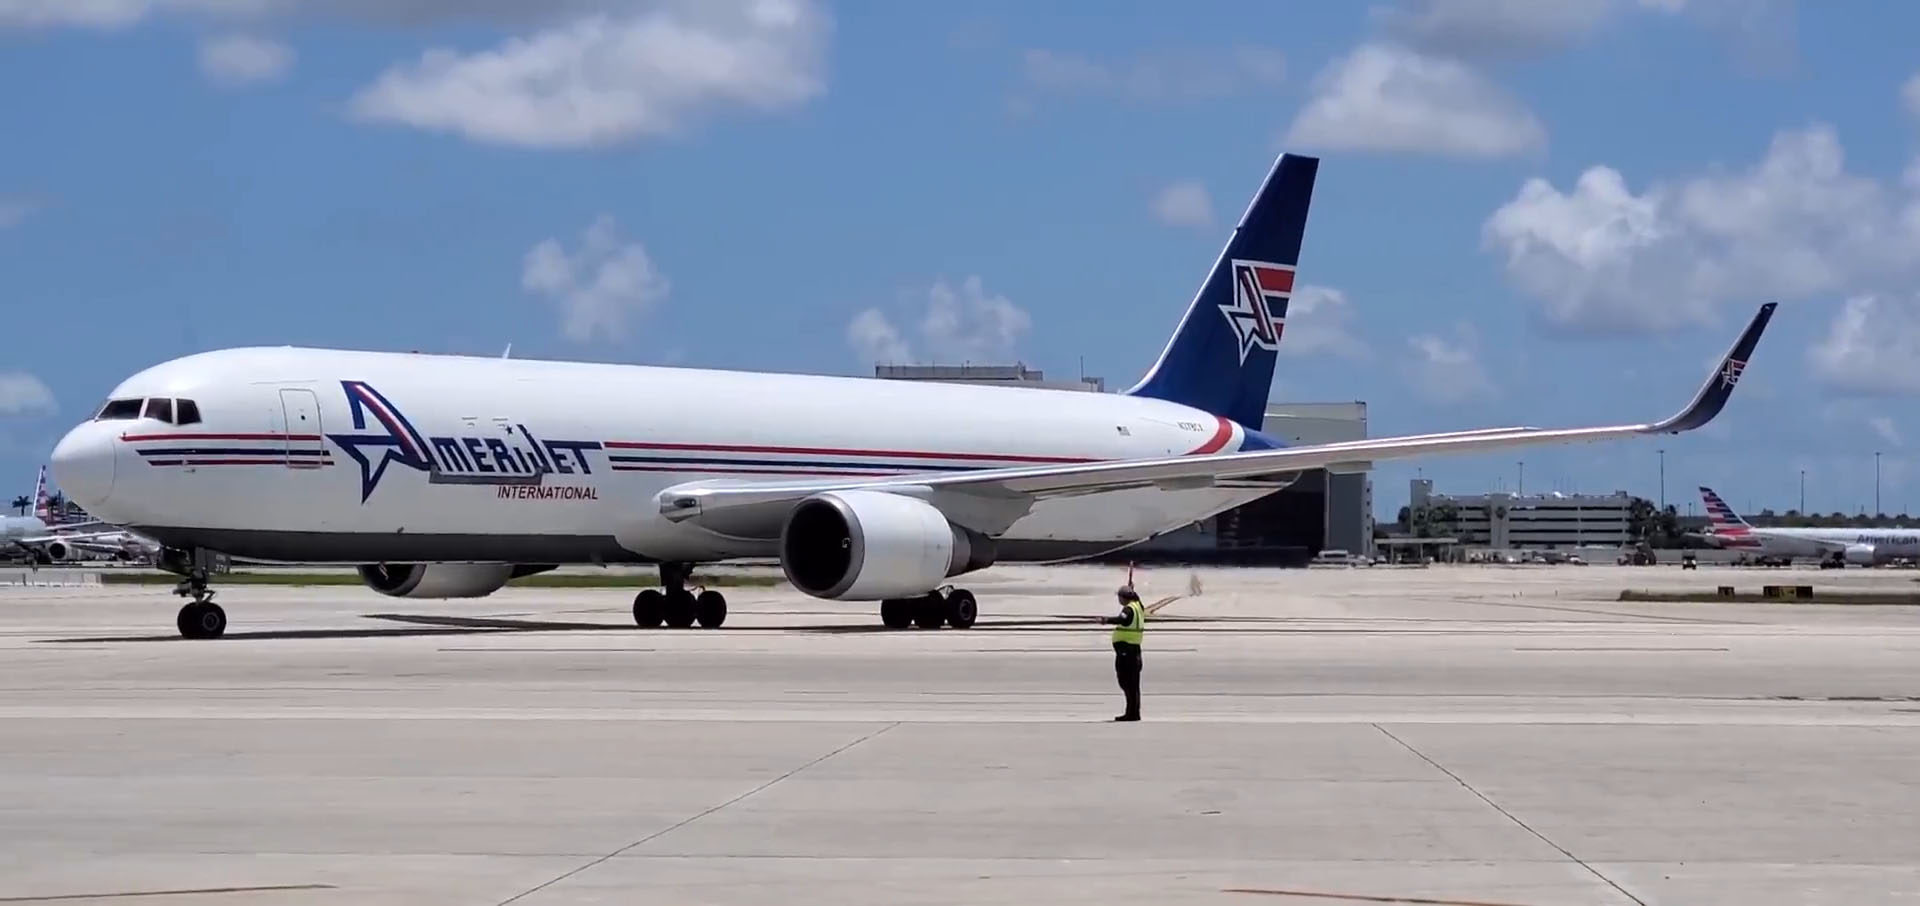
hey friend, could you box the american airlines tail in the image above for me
[1124,154,1316,430]
[32,465,49,522]
[1699,486,1760,547]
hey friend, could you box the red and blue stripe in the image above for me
[122,432,335,468]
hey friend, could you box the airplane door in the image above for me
[278,388,326,469]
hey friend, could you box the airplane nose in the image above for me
[50,424,115,510]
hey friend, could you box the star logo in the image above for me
[1720,358,1746,389]
[325,381,435,503]
[1217,259,1294,364]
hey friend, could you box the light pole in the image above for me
[1657,448,1666,510]
[1517,461,1524,496]
[1875,451,1882,518]
[1799,469,1805,515]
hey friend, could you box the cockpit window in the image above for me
[175,399,201,425]
[96,398,144,420]
[143,398,174,423]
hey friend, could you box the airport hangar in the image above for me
[873,364,1373,566]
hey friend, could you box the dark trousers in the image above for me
[1112,641,1141,717]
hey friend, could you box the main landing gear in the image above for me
[879,586,977,630]
[631,562,728,629]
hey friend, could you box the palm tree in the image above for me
[9,495,27,516]
[1627,496,1655,542]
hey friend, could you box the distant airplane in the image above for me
[2,466,154,563]
[1697,486,1917,566]
[49,151,1776,639]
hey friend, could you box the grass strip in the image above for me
[1619,588,1920,605]
[99,571,785,588]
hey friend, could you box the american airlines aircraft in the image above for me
[1698,486,1918,566]
[47,152,1776,639]
[2,466,150,563]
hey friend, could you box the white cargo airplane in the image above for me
[48,152,1777,639]
[1698,486,1918,566]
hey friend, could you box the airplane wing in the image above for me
[11,530,134,549]
[657,303,1775,537]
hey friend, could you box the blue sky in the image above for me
[1,0,1916,520]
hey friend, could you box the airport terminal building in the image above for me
[1408,479,1632,549]
[873,364,1371,565]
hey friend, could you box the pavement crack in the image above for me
[1371,724,1646,906]
[495,721,899,905]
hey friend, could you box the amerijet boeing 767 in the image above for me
[48,153,1776,639]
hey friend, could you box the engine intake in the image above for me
[779,490,996,600]
[357,563,555,598]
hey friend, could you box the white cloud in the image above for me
[0,0,272,29]
[846,309,910,364]
[1403,324,1496,404]
[1371,0,1792,62]
[1282,43,1546,159]
[1869,416,1903,449]
[1808,294,1920,397]
[1018,46,1284,105]
[0,372,55,416]
[1279,285,1371,360]
[521,214,669,343]
[848,276,1032,365]
[347,0,829,149]
[0,199,33,228]
[1374,0,1620,58]
[198,33,292,86]
[1484,125,1920,333]
[1150,179,1213,229]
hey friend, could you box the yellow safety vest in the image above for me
[1111,599,1145,645]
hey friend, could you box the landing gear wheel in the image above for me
[945,589,977,629]
[695,590,728,628]
[176,601,226,639]
[632,589,665,628]
[880,598,913,629]
[664,588,698,628]
[913,592,946,629]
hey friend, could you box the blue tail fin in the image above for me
[1124,153,1318,428]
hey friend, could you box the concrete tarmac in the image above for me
[5,562,1920,905]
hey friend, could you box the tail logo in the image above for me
[1721,358,1746,389]
[1219,259,1294,364]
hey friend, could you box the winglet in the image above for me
[1646,302,1775,434]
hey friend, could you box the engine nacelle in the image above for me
[357,563,555,598]
[779,490,996,600]
[42,540,71,561]
[1844,543,1877,566]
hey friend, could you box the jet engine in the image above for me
[779,490,996,600]
[357,563,556,598]
[1843,544,1877,566]
[41,540,72,562]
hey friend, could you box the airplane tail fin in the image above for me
[32,465,49,521]
[1699,486,1752,531]
[1124,153,1318,429]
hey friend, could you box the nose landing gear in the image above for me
[160,547,228,639]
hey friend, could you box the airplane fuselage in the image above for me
[0,516,49,541]
[1709,526,1920,561]
[55,347,1291,567]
